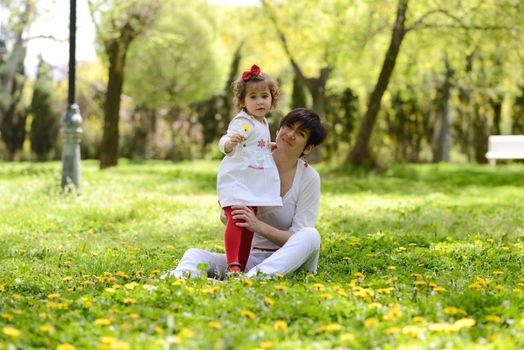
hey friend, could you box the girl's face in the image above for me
[243,82,272,120]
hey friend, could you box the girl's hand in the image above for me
[224,133,246,153]
[230,206,260,232]
[220,209,227,225]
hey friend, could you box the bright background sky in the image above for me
[25,0,260,78]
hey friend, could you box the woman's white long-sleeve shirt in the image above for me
[217,111,282,208]
[252,159,321,250]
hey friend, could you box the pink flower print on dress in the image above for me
[257,139,266,149]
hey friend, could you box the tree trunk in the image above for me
[432,57,453,162]
[347,0,408,167]
[100,41,125,168]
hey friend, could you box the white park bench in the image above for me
[485,135,524,165]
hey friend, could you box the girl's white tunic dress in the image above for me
[217,111,282,208]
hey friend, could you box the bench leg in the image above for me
[489,159,496,166]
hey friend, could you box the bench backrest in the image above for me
[488,135,524,152]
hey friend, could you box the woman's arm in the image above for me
[229,206,293,247]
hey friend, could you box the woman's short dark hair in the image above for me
[279,108,327,148]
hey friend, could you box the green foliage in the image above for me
[1,161,524,348]
[124,0,224,108]
[29,57,60,161]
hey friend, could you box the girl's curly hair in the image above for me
[232,72,280,112]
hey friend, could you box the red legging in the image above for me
[224,206,257,271]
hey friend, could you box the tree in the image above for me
[30,56,60,161]
[347,0,409,167]
[0,0,35,159]
[90,0,160,168]
[122,0,223,160]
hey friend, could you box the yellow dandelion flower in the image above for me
[273,320,288,331]
[128,313,139,319]
[180,328,195,338]
[94,318,113,326]
[320,293,333,300]
[240,310,256,319]
[354,272,365,279]
[387,266,396,271]
[0,284,4,291]
[340,333,356,341]
[378,287,394,295]
[243,279,253,287]
[260,341,273,349]
[275,284,287,291]
[402,325,422,338]
[98,337,130,350]
[48,293,61,300]
[489,334,499,343]
[1,313,13,321]
[443,306,467,316]
[411,316,427,324]
[433,287,446,293]
[62,276,73,282]
[485,315,501,323]
[313,283,325,291]
[368,302,383,310]
[2,326,21,338]
[56,344,76,350]
[338,290,348,297]
[83,300,93,309]
[154,327,164,334]
[116,271,129,279]
[453,318,476,330]
[325,323,342,332]
[242,124,251,132]
[172,279,186,286]
[384,303,402,321]
[123,298,136,305]
[493,271,503,277]
[414,281,427,287]
[428,322,455,333]
[264,297,275,306]
[124,282,138,290]
[104,287,116,294]
[384,327,400,335]
[364,318,379,329]
[39,324,54,333]
[208,321,221,329]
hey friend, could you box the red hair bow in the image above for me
[242,64,261,81]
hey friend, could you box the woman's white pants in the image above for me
[162,227,320,279]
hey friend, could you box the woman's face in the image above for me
[276,122,313,158]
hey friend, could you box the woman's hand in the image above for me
[230,206,261,232]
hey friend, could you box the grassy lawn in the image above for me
[1,160,523,349]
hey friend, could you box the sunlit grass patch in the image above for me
[0,160,523,349]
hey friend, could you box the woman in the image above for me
[162,108,327,279]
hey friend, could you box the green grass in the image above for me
[1,160,523,349]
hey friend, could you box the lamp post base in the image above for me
[61,104,83,192]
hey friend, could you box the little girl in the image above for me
[217,64,282,273]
